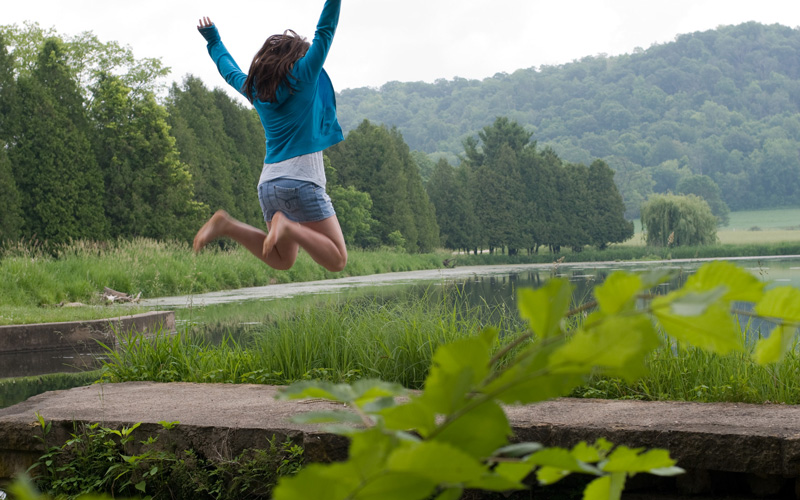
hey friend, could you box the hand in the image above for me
[197,16,214,30]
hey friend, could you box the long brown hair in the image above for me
[244,29,310,104]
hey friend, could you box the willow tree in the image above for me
[640,193,717,247]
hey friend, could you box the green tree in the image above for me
[167,76,242,223]
[89,74,204,241]
[0,148,22,241]
[676,174,730,227]
[464,118,531,254]
[327,120,439,252]
[0,33,22,241]
[325,155,377,248]
[426,158,476,252]
[586,159,634,249]
[0,22,169,99]
[640,193,717,247]
[10,38,107,244]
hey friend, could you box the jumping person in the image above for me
[193,0,347,272]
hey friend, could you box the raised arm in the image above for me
[197,18,249,98]
[294,0,342,80]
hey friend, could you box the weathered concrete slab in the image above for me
[0,311,175,354]
[2,382,800,494]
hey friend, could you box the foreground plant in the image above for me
[274,261,800,500]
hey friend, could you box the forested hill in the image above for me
[336,22,800,213]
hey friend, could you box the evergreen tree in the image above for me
[586,159,635,249]
[10,38,107,244]
[167,77,240,222]
[560,163,592,252]
[426,158,473,251]
[327,120,439,252]
[324,155,377,248]
[0,33,22,241]
[90,74,203,241]
[0,148,22,241]
[211,88,264,226]
[464,118,531,254]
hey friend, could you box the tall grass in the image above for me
[575,328,800,404]
[0,238,446,308]
[101,286,800,405]
[101,288,525,389]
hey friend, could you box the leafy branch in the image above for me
[274,261,800,500]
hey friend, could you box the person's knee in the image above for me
[325,253,347,272]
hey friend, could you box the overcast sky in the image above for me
[4,0,800,101]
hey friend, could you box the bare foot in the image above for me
[193,210,230,253]
[263,211,290,258]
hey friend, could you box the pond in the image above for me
[4,255,800,381]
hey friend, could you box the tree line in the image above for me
[0,23,631,255]
[336,22,800,216]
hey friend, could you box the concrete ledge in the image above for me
[2,383,800,494]
[0,311,175,354]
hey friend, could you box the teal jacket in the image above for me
[199,0,344,164]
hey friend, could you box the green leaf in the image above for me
[494,461,538,483]
[518,279,573,338]
[648,466,686,477]
[386,441,487,484]
[571,441,601,463]
[290,410,364,425]
[594,272,643,314]
[549,315,660,381]
[526,448,591,475]
[348,428,398,478]
[433,487,463,500]
[135,480,147,493]
[379,397,436,436]
[484,340,583,405]
[755,287,800,323]
[278,380,356,403]
[493,442,544,458]
[351,379,408,407]
[468,472,528,491]
[537,466,571,485]
[665,287,728,317]
[361,396,398,413]
[432,400,511,458]
[754,325,796,365]
[421,328,498,413]
[601,447,676,473]
[639,269,674,289]
[353,472,437,500]
[652,295,743,354]
[582,473,625,500]
[278,379,405,406]
[273,462,360,500]
[682,261,765,303]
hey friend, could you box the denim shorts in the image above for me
[258,178,335,223]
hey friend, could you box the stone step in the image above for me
[2,382,799,497]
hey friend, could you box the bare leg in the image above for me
[193,210,299,269]
[194,210,347,272]
[264,212,348,272]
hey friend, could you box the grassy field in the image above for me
[626,207,800,246]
